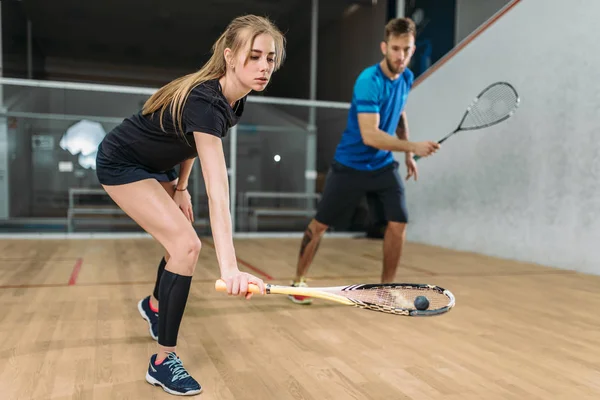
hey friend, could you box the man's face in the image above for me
[381,33,416,75]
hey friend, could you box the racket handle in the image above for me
[215,279,262,294]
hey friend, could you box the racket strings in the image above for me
[461,84,519,129]
[339,287,450,310]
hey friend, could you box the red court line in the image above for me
[0,257,78,262]
[413,0,522,88]
[236,258,275,280]
[0,281,153,289]
[68,257,83,286]
[202,240,274,280]
[0,283,73,289]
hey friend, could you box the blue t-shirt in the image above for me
[333,64,414,171]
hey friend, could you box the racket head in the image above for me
[334,282,456,317]
[458,81,520,131]
[414,82,519,162]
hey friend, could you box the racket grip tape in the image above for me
[215,279,262,294]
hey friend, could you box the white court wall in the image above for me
[397,0,600,275]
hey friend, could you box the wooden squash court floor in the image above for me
[1,237,599,399]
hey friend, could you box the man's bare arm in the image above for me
[358,113,438,156]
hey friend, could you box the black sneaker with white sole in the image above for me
[137,296,158,341]
[146,353,202,396]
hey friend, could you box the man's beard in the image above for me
[386,56,403,75]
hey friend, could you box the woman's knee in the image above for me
[166,235,202,276]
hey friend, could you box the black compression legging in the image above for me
[153,257,167,301]
[157,270,192,347]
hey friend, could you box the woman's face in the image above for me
[232,33,276,92]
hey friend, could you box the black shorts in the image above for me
[95,144,178,186]
[315,160,408,226]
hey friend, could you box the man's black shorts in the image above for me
[315,160,408,227]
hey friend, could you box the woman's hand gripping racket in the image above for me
[215,279,455,317]
[414,81,520,161]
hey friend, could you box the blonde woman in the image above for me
[96,15,285,396]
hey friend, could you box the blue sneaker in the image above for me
[146,353,202,396]
[137,296,158,341]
